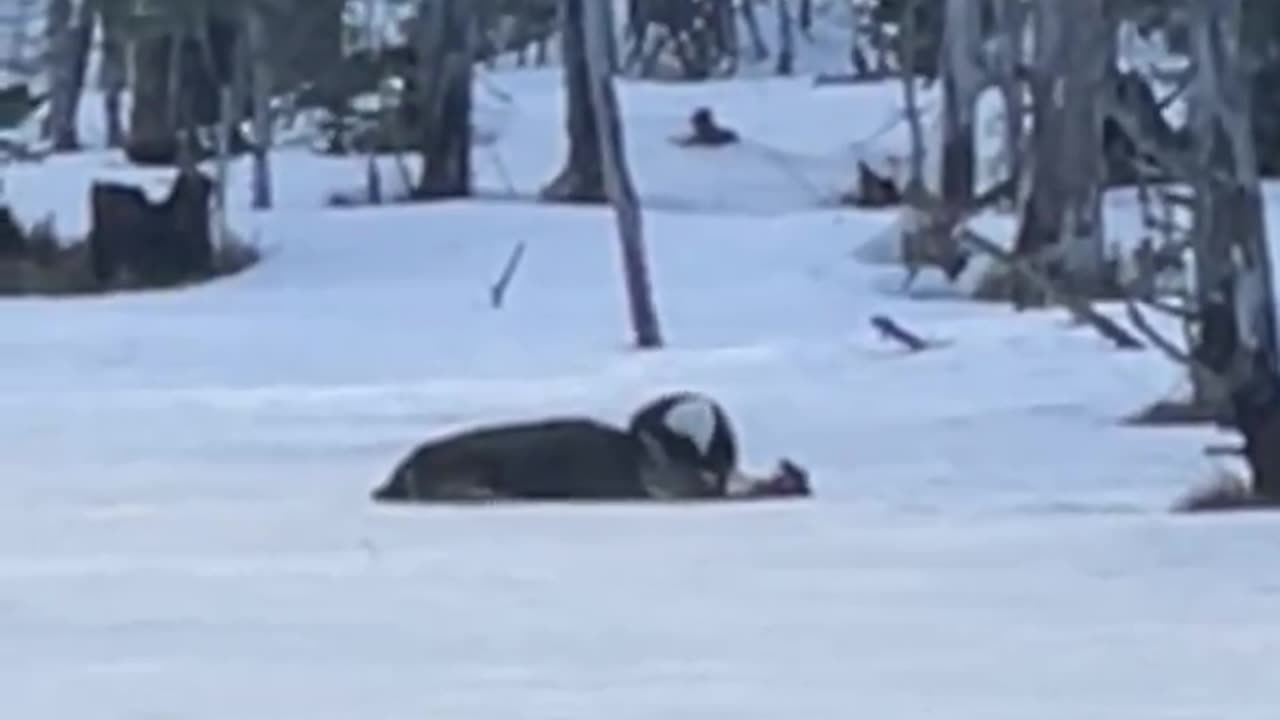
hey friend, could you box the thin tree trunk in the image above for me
[213,86,232,255]
[939,0,981,203]
[96,0,126,148]
[775,0,794,75]
[580,0,663,348]
[900,0,925,188]
[1056,0,1109,296]
[741,0,768,60]
[543,0,606,203]
[799,0,813,37]
[46,0,91,151]
[245,2,273,209]
[991,0,1025,200]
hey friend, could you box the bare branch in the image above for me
[956,227,1144,350]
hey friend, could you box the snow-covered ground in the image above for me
[2,57,1278,720]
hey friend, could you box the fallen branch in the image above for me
[489,241,526,309]
[870,314,933,352]
[956,228,1145,350]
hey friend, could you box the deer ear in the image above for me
[661,395,717,456]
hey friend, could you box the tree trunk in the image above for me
[46,0,91,151]
[991,0,1026,200]
[740,0,769,60]
[580,0,663,349]
[542,0,606,204]
[900,0,925,188]
[96,0,126,148]
[1187,0,1280,498]
[775,0,795,76]
[1055,0,1109,295]
[1012,0,1109,302]
[939,0,981,203]
[413,0,474,199]
[799,0,813,37]
[245,3,273,209]
[127,30,178,163]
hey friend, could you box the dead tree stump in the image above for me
[0,206,25,257]
[89,169,214,288]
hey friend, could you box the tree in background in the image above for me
[583,0,663,348]
[543,0,606,203]
[411,0,474,199]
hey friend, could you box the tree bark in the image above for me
[542,0,606,203]
[413,0,474,199]
[775,0,795,76]
[1055,0,1109,295]
[900,0,925,188]
[46,0,91,151]
[740,0,769,60]
[939,0,981,203]
[1187,0,1280,499]
[1012,0,1109,302]
[127,29,178,163]
[96,0,126,148]
[580,0,663,349]
[990,0,1026,200]
[245,2,273,209]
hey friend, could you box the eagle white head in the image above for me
[660,394,717,456]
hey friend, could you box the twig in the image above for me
[870,314,933,352]
[489,241,526,309]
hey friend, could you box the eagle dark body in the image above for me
[372,391,810,503]
[373,417,714,502]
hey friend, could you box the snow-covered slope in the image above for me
[2,42,1278,720]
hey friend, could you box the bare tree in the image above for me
[1012,0,1110,303]
[45,0,92,150]
[580,0,663,348]
[543,0,606,203]
[1185,0,1280,499]
[413,0,474,199]
[899,0,924,188]
[96,0,127,148]
[989,0,1028,200]
[938,0,983,203]
[775,0,794,75]
[740,0,769,61]
[244,0,273,209]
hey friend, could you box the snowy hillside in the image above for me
[3,9,1280,720]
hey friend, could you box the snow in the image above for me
[2,25,1280,720]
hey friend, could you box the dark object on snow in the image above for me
[739,458,811,499]
[852,161,901,207]
[870,314,931,352]
[372,392,811,503]
[88,169,214,288]
[675,107,740,147]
